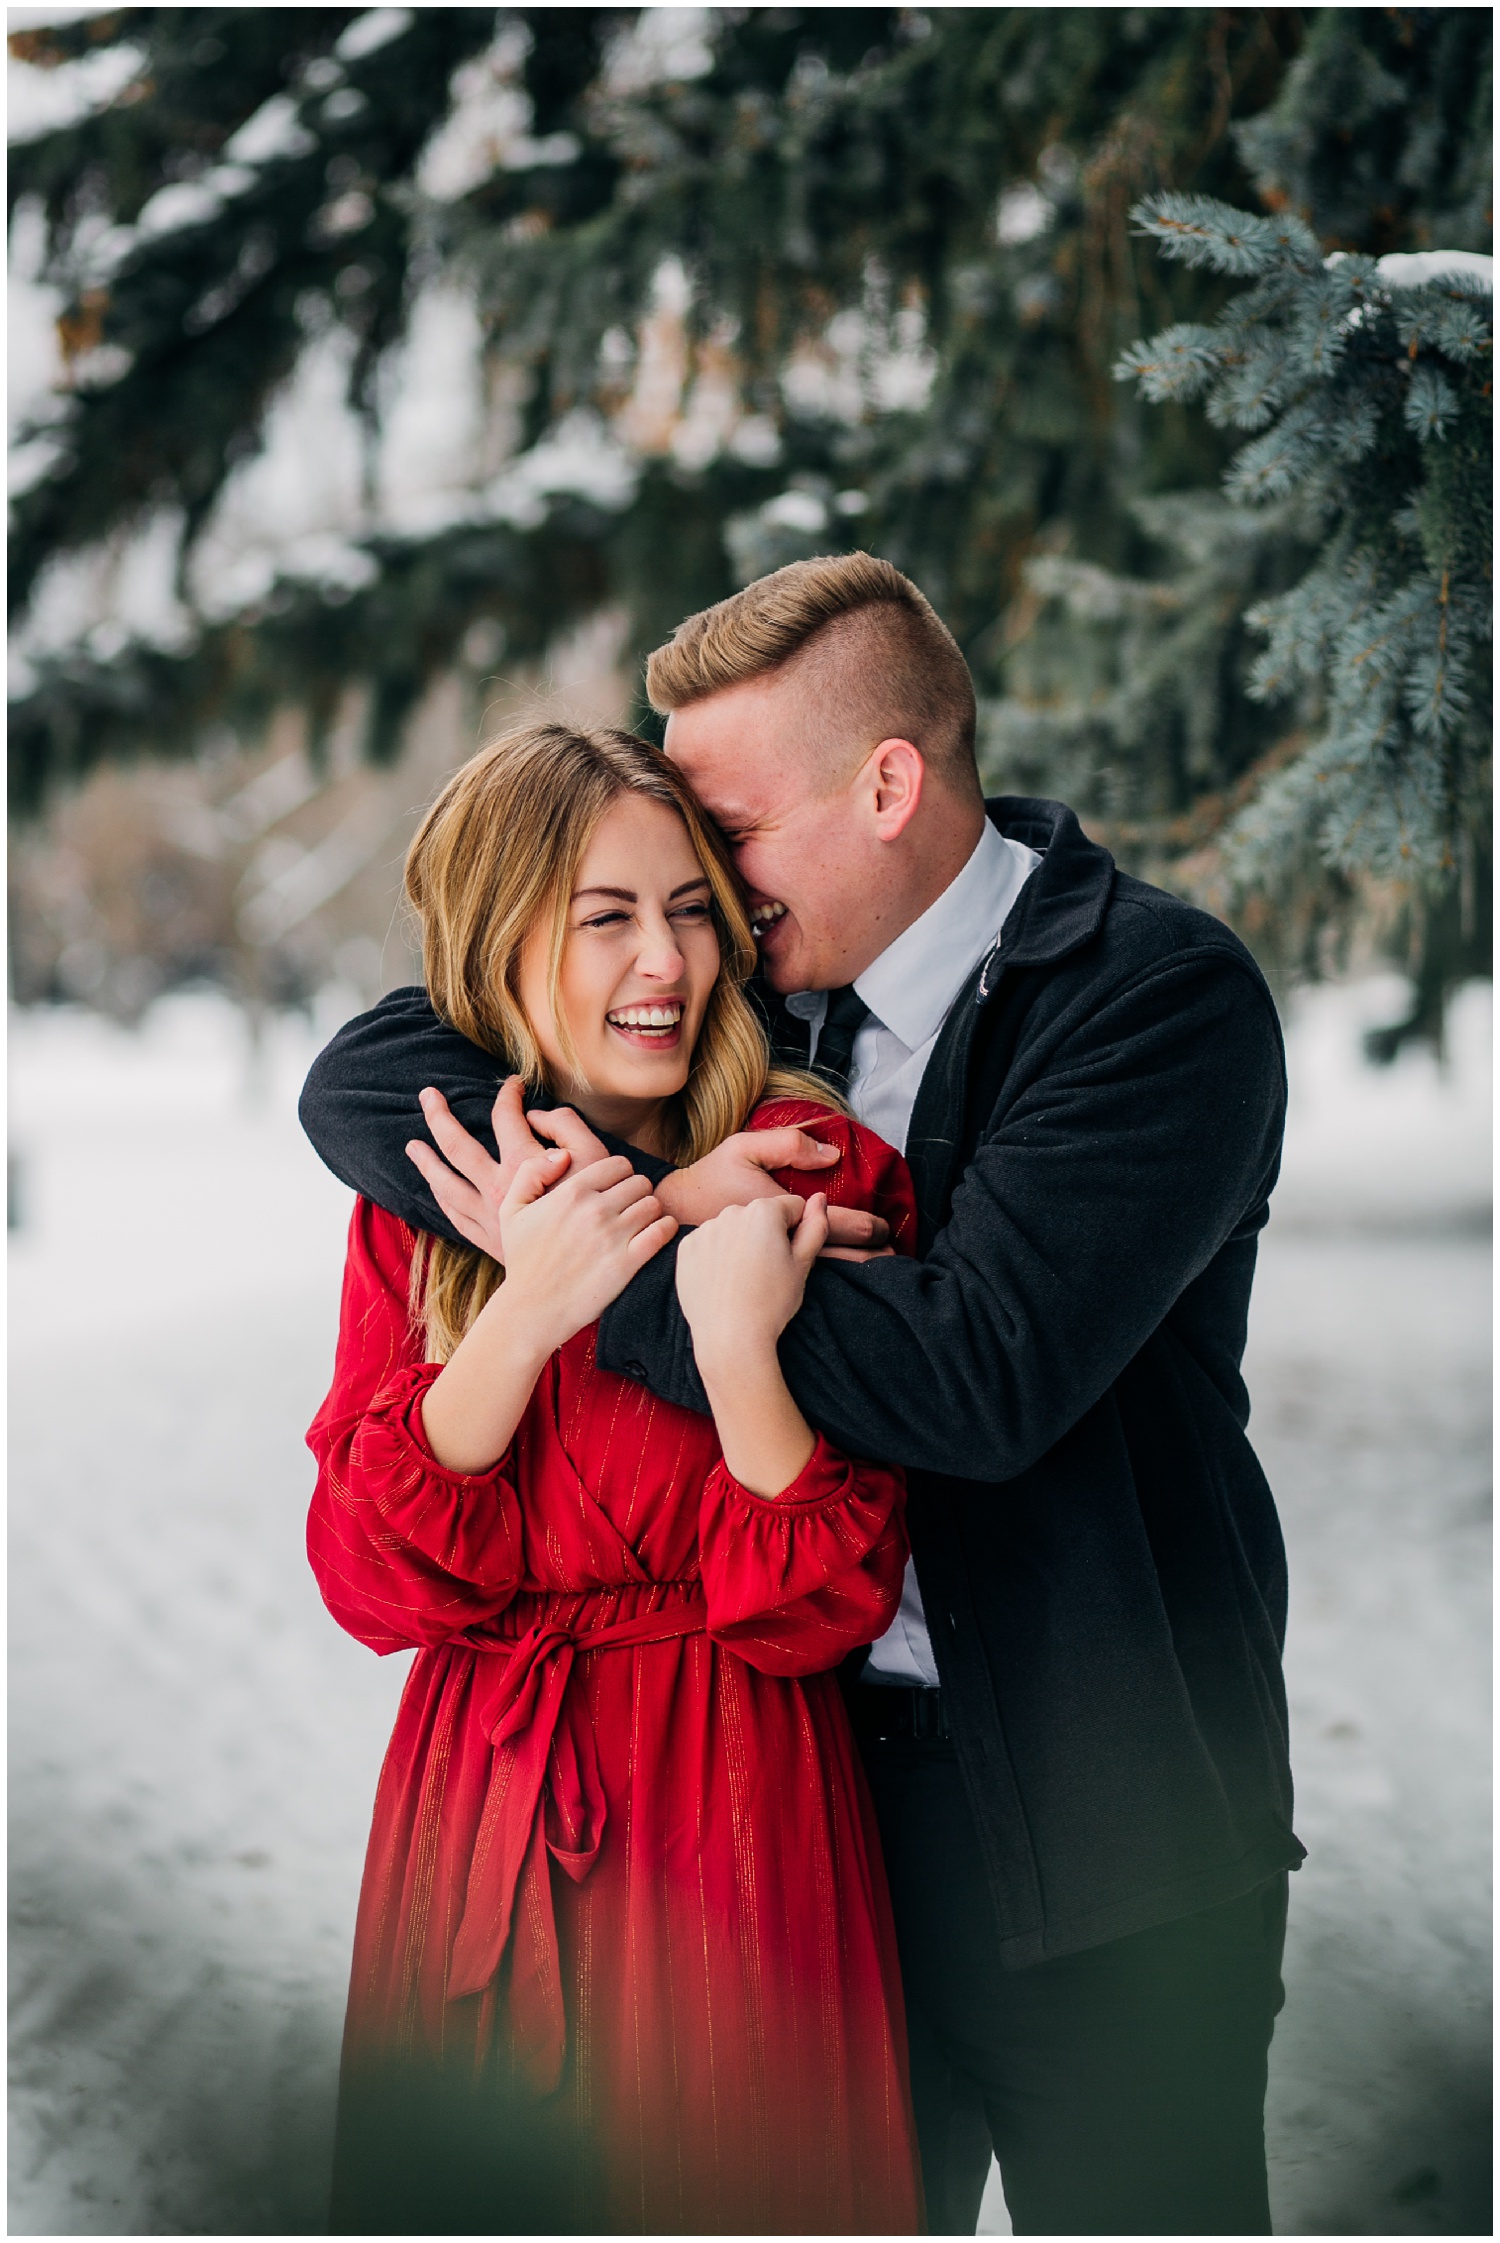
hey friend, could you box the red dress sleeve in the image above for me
[696,1100,914,1676]
[698,1437,907,1675]
[752,1096,918,1256]
[306,1200,525,1654]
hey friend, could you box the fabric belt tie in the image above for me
[446,1591,708,2092]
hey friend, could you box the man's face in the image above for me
[664,670,886,993]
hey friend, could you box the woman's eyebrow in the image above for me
[573,877,710,903]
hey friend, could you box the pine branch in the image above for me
[10,505,614,811]
[1118,183,1491,885]
[9,8,501,613]
[1128,190,1320,276]
[7,4,1490,1028]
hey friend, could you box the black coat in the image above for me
[299,798,1303,1966]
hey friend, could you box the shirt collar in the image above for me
[852,819,1038,1053]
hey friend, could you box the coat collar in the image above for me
[902,799,1115,1246]
[974,797,1115,996]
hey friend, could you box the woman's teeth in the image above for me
[607,1004,683,1035]
[750,901,787,935]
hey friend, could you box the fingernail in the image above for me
[419,1087,435,1104]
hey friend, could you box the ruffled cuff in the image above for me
[345,1362,523,1593]
[711,1430,871,1510]
[362,1360,517,1488]
[698,1435,906,1653]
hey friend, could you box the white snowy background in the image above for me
[9,974,1491,2237]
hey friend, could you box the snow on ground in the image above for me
[9,979,1491,2236]
[9,994,397,2236]
[1243,980,1490,2239]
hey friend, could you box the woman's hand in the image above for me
[420,1150,676,1474]
[501,1151,678,1353]
[675,1193,829,1368]
[673,1195,829,1498]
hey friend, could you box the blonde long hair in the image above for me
[404,720,837,1359]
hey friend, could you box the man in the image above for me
[300,553,1302,2235]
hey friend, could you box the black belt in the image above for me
[851,1679,952,1743]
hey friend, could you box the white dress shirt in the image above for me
[785,817,1041,1685]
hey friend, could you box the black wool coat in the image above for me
[299,798,1304,1966]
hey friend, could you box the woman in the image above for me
[307,722,924,2235]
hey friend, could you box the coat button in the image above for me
[625,1359,648,1380]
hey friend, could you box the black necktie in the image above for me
[811,985,871,1093]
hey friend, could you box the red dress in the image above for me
[307,1102,924,2235]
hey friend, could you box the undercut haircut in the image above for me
[645,552,981,799]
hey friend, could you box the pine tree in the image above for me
[8,6,1491,1040]
[993,209,1491,950]
[7,6,1301,799]
[1121,195,1489,870]
[979,13,1492,1035]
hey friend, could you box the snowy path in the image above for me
[10,1000,401,2236]
[9,984,1490,2236]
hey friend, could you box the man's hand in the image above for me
[658,1129,890,1252]
[404,1076,612,1260]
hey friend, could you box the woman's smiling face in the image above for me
[515,791,722,1147]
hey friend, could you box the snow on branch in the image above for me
[1116,194,1491,885]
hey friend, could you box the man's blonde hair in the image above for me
[645,552,980,796]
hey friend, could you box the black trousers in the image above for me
[858,1721,1287,2237]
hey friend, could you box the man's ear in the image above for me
[868,738,925,840]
